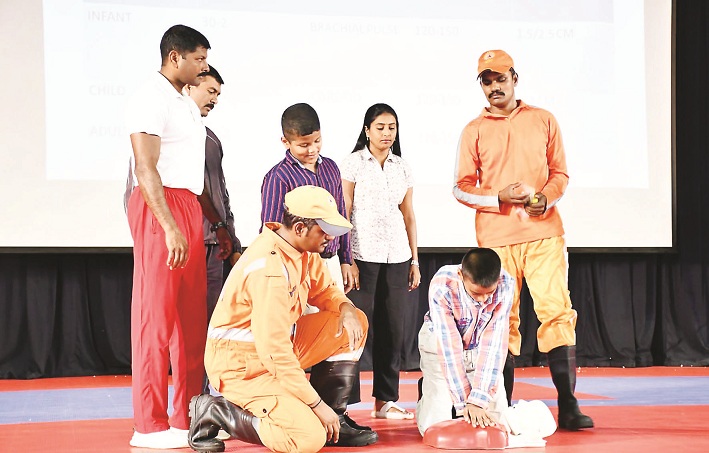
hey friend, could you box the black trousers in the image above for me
[348,259,410,403]
[205,244,233,321]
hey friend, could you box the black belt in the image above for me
[320,251,335,259]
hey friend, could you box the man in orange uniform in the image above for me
[188,185,378,453]
[453,49,593,431]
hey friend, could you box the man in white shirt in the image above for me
[125,24,210,450]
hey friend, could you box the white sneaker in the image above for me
[129,429,189,449]
[169,426,188,437]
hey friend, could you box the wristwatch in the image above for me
[410,259,420,267]
[210,221,228,232]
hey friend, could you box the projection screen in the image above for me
[0,0,673,251]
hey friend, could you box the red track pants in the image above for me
[127,188,207,433]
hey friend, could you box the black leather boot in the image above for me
[325,362,371,431]
[547,346,594,431]
[347,361,362,404]
[310,360,379,447]
[188,394,262,452]
[503,352,515,407]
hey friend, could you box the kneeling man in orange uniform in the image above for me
[188,185,378,453]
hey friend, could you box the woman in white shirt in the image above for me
[341,103,421,420]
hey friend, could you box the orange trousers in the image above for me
[493,236,577,355]
[127,188,207,433]
[205,309,368,453]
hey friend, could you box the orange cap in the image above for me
[477,49,514,78]
[284,185,352,237]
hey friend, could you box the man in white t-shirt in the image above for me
[124,24,210,450]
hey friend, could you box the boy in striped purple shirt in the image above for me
[416,248,513,435]
[261,103,357,293]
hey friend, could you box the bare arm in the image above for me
[399,187,420,290]
[311,401,340,443]
[341,179,360,290]
[341,179,355,219]
[131,132,188,269]
[196,183,221,225]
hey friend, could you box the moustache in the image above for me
[205,103,215,110]
[489,91,504,99]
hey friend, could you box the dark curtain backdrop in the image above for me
[1,1,707,379]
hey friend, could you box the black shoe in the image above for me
[326,414,379,447]
[343,412,372,431]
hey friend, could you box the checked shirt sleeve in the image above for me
[427,271,470,408]
[467,273,513,409]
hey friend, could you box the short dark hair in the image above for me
[461,248,501,288]
[510,67,518,80]
[281,207,317,230]
[352,103,402,157]
[478,67,518,80]
[199,64,224,85]
[281,103,320,140]
[160,25,210,65]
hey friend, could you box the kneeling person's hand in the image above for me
[337,303,364,351]
[463,403,496,428]
[312,400,340,443]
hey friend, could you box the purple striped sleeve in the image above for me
[320,158,352,264]
[261,168,289,227]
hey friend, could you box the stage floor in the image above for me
[2,367,709,452]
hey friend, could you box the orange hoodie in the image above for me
[453,101,568,247]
